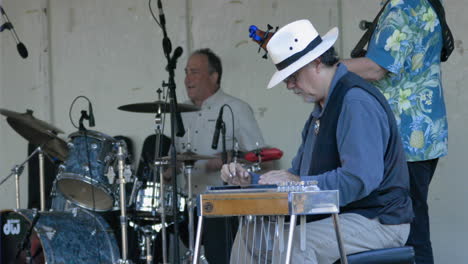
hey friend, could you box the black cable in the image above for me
[68,95,93,129]
[148,0,162,29]
[217,104,238,260]
[219,104,236,155]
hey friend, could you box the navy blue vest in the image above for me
[309,72,413,224]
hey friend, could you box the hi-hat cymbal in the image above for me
[0,109,69,161]
[118,101,200,113]
[160,150,216,162]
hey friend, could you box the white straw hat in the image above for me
[266,19,339,89]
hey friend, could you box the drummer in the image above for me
[168,48,266,263]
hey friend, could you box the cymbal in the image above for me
[0,109,69,161]
[160,150,216,162]
[118,101,200,113]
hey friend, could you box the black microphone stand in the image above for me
[157,1,185,262]
[220,122,227,164]
[78,110,89,132]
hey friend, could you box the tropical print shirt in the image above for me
[366,0,448,161]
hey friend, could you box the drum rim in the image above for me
[55,174,114,211]
[69,130,116,141]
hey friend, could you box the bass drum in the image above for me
[0,208,120,264]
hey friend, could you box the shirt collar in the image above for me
[312,63,348,118]
[190,88,224,109]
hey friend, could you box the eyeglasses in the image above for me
[283,71,299,84]
[283,60,321,85]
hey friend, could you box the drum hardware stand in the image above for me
[156,0,186,261]
[128,176,141,206]
[183,160,196,259]
[142,225,154,264]
[154,159,169,264]
[116,141,133,264]
[0,146,48,211]
[193,214,204,264]
[15,208,40,261]
[135,225,157,264]
[13,165,23,209]
[38,148,46,211]
[144,230,154,264]
[151,89,170,264]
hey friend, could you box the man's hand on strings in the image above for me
[258,170,300,185]
[221,162,251,186]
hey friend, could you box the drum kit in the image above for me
[0,101,214,264]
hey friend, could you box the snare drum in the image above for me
[134,182,186,222]
[56,130,117,211]
[0,208,120,264]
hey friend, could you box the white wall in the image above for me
[0,0,49,209]
[0,0,466,262]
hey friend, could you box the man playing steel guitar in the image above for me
[221,19,413,264]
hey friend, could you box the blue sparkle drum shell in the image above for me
[0,208,120,264]
[56,130,116,211]
[49,181,79,212]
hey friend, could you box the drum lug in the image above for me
[41,225,56,240]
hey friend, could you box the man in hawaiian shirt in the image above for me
[343,0,448,263]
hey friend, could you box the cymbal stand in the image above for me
[155,159,169,264]
[150,90,163,221]
[151,90,170,264]
[39,149,46,211]
[116,141,132,264]
[145,229,155,264]
[137,225,157,264]
[0,146,47,211]
[183,160,196,258]
[14,166,21,208]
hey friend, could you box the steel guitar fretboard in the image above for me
[193,183,348,264]
[198,183,340,217]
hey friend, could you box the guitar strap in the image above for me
[350,0,390,58]
[427,0,454,61]
[350,0,454,62]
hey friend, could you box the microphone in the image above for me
[88,102,95,127]
[211,106,224,150]
[244,148,283,163]
[0,6,28,59]
[172,46,183,62]
[167,46,183,70]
